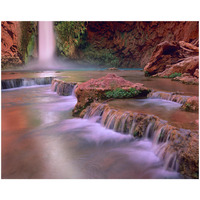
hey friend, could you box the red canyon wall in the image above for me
[1,21,37,69]
[86,21,199,68]
[1,21,23,68]
[1,21,198,69]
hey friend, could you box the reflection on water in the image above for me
[2,86,181,179]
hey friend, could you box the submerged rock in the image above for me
[72,73,151,117]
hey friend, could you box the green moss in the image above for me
[184,103,191,111]
[144,71,151,77]
[54,21,87,57]
[133,131,139,137]
[105,88,141,99]
[20,22,36,63]
[82,45,120,67]
[169,72,182,78]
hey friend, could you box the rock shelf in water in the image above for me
[84,102,199,178]
[1,77,54,89]
[72,73,151,116]
[51,79,77,96]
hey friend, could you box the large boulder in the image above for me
[144,41,180,75]
[144,40,199,80]
[156,56,199,78]
[72,73,150,117]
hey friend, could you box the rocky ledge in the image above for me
[72,73,151,117]
[84,102,199,178]
[51,79,77,96]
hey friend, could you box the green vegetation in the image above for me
[54,22,120,67]
[169,72,182,78]
[20,22,36,63]
[162,73,182,79]
[133,131,139,137]
[54,21,87,57]
[82,45,120,67]
[184,103,191,111]
[144,71,151,77]
[105,88,141,99]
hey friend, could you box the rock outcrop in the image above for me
[1,21,23,68]
[72,73,150,117]
[144,39,199,84]
[1,21,37,69]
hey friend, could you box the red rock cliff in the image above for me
[1,21,23,68]
[1,21,38,69]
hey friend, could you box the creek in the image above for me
[2,69,198,179]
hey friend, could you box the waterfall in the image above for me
[39,21,56,63]
[51,79,77,96]
[2,77,54,89]
[148,91,190,104]
[83,102,197,173]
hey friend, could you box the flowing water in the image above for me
[1,69,198,179]
[39,21,55,63]
[2,84,183,179]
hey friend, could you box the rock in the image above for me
[84,102,199,178]
[51,79,77,96]
[84,22,198,68]
[194,68,199,78]
[181,96,199,112]
[144,41,180,76]
[108,67,118,70]
[173,75,199,85]
[1,21,37,68]
[160,56,199,78]
[179,41,199,52]
[72,73,150,117]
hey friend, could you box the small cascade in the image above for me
[51,79,77,96]
[84,102,196,173]
[148,91,190,104]
[2,77,54,89]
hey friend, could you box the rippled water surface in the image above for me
[2,85,181,179]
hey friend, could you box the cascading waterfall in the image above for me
[83,102,195,173]
[39,21,56,63]
[148,91,190,104]
[2,77,54,89]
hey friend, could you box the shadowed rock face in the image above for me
[72,73,151,117]
[83,102,199,178]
